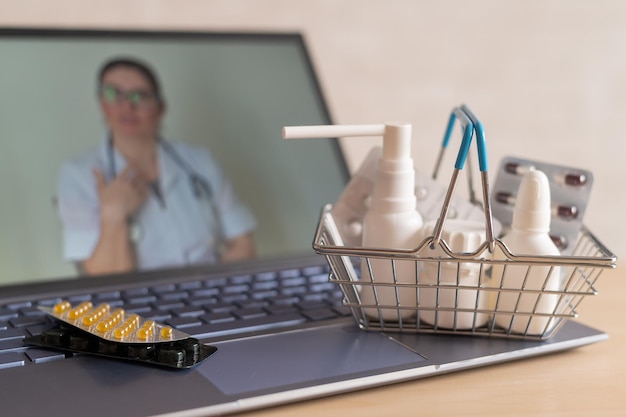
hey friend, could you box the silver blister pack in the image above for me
[491,156,593,255]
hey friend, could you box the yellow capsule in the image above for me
[89,304,110,325]
[137,321,154,340]
[68,301,93,320]
[120,316,136,331]
[136,327,151,341]
[96,318,119,334]
[111,308,125,321]
[53,301,71,314]
[160,326,173,339]
[94,303,111,316]
[109,309,124,326]
[96,321,109,333]
[113,327,127,340]
[82,315,96,326]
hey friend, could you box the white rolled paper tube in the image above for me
[282,124,386,139]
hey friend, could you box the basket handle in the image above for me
[434,107,482,204]
[431,104,497,252]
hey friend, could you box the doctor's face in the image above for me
[99,66,164,140]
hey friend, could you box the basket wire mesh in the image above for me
[313,105,616,340]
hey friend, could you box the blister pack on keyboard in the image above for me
[24,300,217,369]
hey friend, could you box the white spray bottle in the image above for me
[283,123,423,321]
[491,168,561,335]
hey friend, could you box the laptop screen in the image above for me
[0,28,348,285]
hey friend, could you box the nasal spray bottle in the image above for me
[283,123,423,321]
[491,168,561,335]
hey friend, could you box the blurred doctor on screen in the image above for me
[57,57,256,276]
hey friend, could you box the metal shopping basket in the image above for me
[313,105,617,340]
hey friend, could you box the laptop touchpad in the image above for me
[196,324,426,395]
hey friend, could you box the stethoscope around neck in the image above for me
[106,136,222,243]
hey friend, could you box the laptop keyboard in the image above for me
[0,263,350,370]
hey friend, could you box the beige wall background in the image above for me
[1,0,625,262]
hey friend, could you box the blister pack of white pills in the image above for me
[491,156,594,255]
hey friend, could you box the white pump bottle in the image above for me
[491,168,561,335]
[283,122,423,321]
[359,123,423,321]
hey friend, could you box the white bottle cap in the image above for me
[421,219,485,252]
[420,218,486,274]
[512,169,551,232]
[382,123,412,162]
[357,122,415,214]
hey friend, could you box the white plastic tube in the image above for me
[282,125,385,139]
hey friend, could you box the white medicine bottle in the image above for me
[491,168,561,335]
[359,123,423,321]
[282,122,423,322]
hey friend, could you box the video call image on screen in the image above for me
[0,30,348,285]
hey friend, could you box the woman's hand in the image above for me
[93,165,149,224]
[81,166,148,276]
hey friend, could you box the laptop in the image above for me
[0,28,608,417]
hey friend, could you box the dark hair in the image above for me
[98,57,163,101]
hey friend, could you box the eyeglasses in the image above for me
[99,85,159,108]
